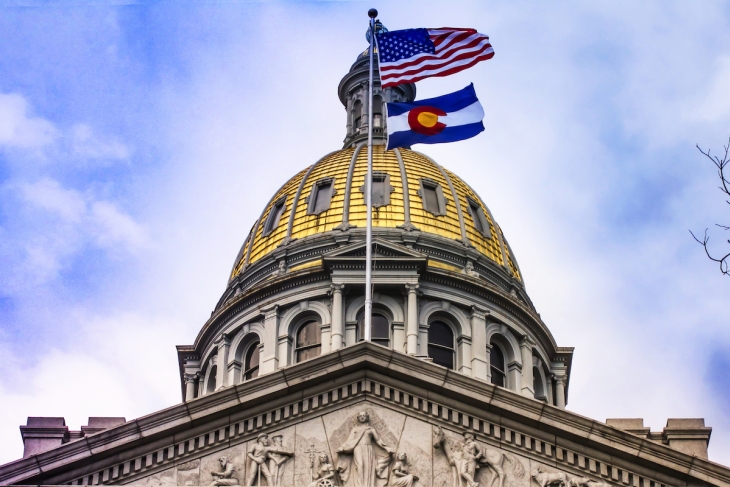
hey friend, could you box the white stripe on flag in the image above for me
[387,101,485,134]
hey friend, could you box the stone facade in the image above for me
[1,345,727,486]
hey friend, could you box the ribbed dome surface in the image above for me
[231,144,520,281]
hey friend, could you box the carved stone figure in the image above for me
[308,453,337,487]
[433,427,525,487]
[268,434,294,487]
[390,453,419,487]
[210,456,239,486]
[567,477,612,487]
[336,411,394,487]
[463,261,478,277]
[246,433,294,486]
[531,467,568,487]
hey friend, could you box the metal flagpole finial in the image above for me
[368,8,378,18]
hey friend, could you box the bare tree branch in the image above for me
[693,135,730,277]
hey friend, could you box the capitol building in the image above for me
[1,37,728,487]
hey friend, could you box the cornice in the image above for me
[4,344,729,487]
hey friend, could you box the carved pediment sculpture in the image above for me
[210,456,238,486]
[246,433,294,487]
[433,427,525,487]
[335,410,395,487]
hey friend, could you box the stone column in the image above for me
[485,342,493,383]
[405,284,419,355]
[457,336,472,376]
[520,336,536,399]
[215,334,230,391]
[184,374,197,402]
[261,305,279,374]
[507,361,522,393]
[554,376,567,409]
[470,306,488,381]
[331,284,344,351]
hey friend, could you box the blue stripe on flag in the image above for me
[387,121,485,150]
[386,84,478,117]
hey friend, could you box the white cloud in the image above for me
[69,123,129,160]
[0,178,150,291]
[17,178,86,223]
[0,92,58,149]
[0,312,185,464]
[90,200,150,250]
[692,56,730,123]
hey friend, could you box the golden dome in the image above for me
[230,144,521,282]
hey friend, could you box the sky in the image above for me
[0,0,729,467]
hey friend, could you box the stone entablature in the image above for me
[180,239,570,411]
[3,344,728,487]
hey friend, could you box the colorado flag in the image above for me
[386,84,484,151]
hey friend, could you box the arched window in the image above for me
[295,320,321,363]
[373,96,383,128]
[206,365,217,394]
[533,366,546,401]
[353,100,363,129]
[243,342,260,380]
[428,321,454,369]
[490,344,506,387]
[358,313,390,347]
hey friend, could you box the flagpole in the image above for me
[364,8,377,343]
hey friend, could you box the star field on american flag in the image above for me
[377,29,435,63]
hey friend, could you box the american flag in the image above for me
[376,28,494,88]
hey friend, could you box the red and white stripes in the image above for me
[379,28,494,88]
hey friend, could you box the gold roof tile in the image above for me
[231,145,520,281]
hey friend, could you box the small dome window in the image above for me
[353,100,363,129]
[358,313,390,348]
[428,320,454,369]
[360,172,392,208]
[243,342,260,381]
[467,198,491,238]
[263,196,287,236]
[490,343,506,387]
[308,178,335,215]
[373,96,383,128]
[295,320,321,363]
[419,178,447,216]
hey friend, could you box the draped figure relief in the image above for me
[336,411,395,487]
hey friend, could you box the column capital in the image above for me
[216,333,231,347]
[470,305,489,320]
[405,283,420,293]
[261,303,279,319]
[184,374,197,384]
[329,283,345,294]
[552,374,567,385]
[520,334,536,348]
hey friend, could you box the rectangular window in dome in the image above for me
[372,175,387,206]
[468,198,491,238]
[419,179,447,216]
[361,172,391,207]
[309,178,334,215]
[263,197,286,236]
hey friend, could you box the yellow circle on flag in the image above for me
[416,111,439,128]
